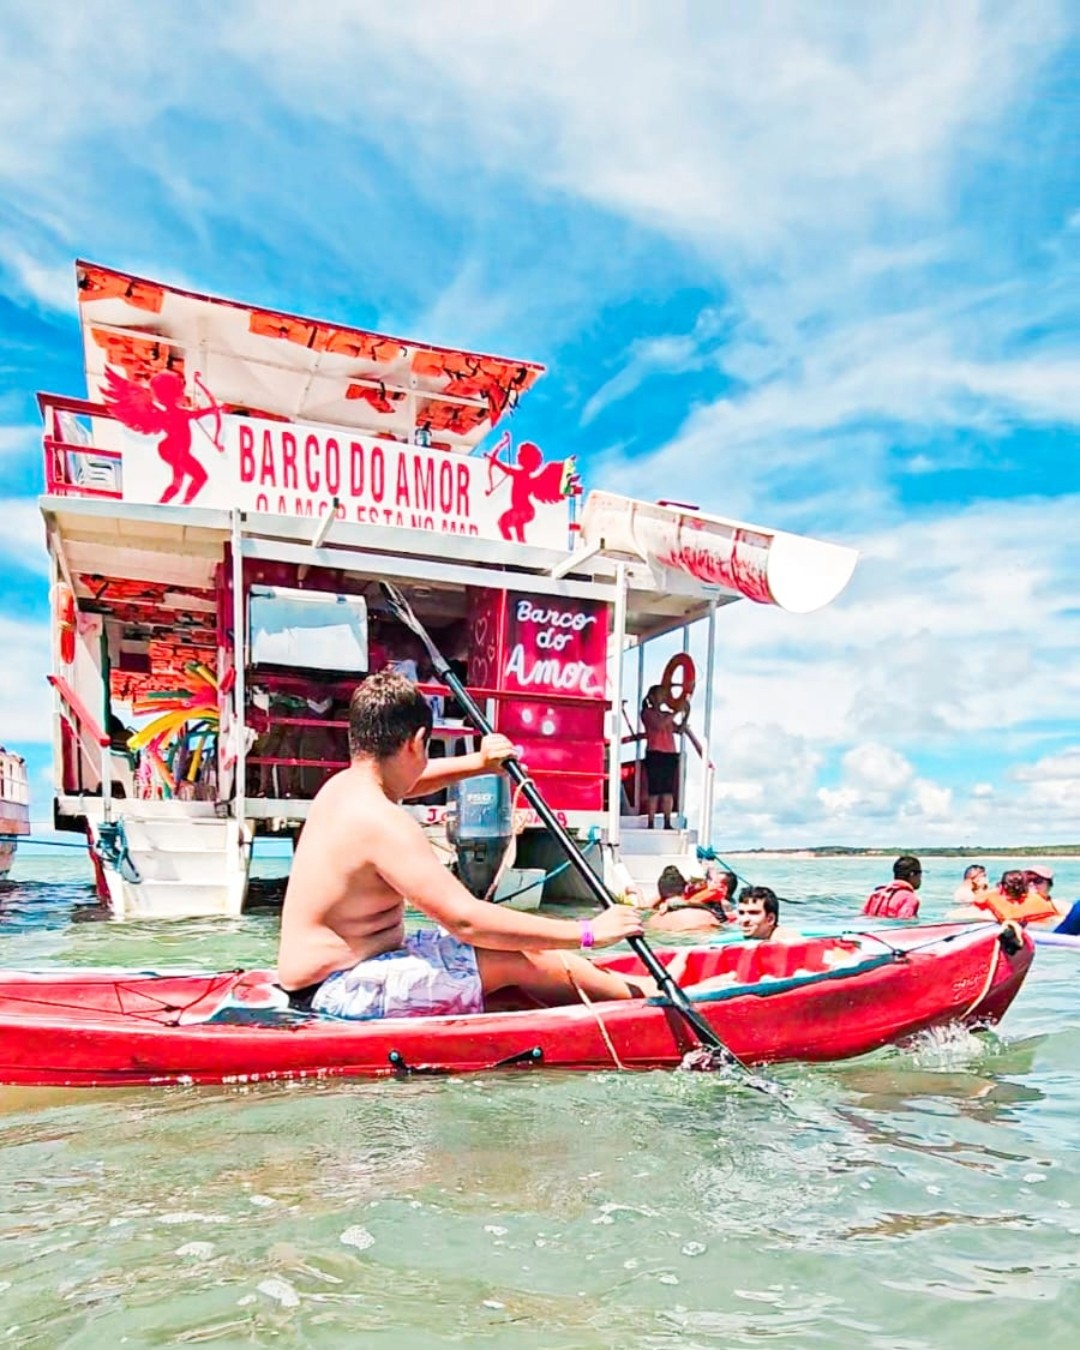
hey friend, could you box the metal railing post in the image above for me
[607,562,627,849]
[700,600,717,850]
[635,637,645,816]
[678,623,690,830]
[231,511,247,818]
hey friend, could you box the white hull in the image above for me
[1,747,30,881]
[84,801,253,921]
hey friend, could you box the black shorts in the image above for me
[278,980,323,1012]
[644,750,679,797]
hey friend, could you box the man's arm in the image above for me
[373,805,643,951]
[405,733,518,798]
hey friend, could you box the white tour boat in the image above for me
[36,262,856,920]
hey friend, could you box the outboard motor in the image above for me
[446,774,513,899]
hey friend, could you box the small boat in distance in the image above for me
[0,747,30,880]
[0,923,1031,1087]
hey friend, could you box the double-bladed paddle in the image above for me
[380,581,786,1097]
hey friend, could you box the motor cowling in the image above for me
[446,774,512,899]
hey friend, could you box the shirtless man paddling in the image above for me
[277,672,650,1019]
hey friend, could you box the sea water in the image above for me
[1,852,1079,1347]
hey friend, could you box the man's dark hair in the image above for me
[657,864,687,900]
[1000,870,1028,900]
[738,885,780,921]
[893,855,922,884]
[963,864,986,881]
[714,869,739,898]
[348,671,433,760]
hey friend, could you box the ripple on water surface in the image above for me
[2,855,1080,1345]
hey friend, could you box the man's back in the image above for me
[277,768,408,989]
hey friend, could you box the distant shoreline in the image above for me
[722,846,1080,860]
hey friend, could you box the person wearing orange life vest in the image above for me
[649,865,738,933]
[862,855,922,920]
[963,869,1060,926]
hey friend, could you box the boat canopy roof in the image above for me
[41,263,857,639]
[74,261,544,452]
[580,492,858,616]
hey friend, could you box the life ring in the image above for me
[55,582,76,665]
[659,652,696,715]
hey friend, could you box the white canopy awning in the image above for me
[581,491,857,614]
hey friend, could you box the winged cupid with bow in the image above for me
[101,368,224,506]
[485,439,571,543]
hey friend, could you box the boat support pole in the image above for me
[231,511,247,815]
[379,581,786,1097]
[607,562,627,853]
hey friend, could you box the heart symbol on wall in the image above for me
[471,609,493,685]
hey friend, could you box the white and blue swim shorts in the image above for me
[311,930,483,1021]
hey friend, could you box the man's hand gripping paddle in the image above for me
[379,582,789,1099]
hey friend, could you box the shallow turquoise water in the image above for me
[1,852,1079,1347]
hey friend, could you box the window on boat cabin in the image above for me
[248,586,369,676]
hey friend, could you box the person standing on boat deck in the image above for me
[277,671,651,1019]
[953,864,990,907]
[640,684,685,830]
[862,855,922,919]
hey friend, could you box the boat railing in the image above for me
[47,674,113,823]
[242,676,609,811]
[678,724,715,848]
[0,755,30,809]
[38,394,123,500]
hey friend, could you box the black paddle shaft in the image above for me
[379,582,739,1059]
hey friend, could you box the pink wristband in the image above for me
[579,921,595,950]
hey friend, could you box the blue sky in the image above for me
[1,1,1077,848]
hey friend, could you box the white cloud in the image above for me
[0,2,1074,851]
[227,3,1065,255]
[669,491,1080,845]
[0,244,73,314]
[0,425,38,458]
[0,616,52,744]
[0,498,49,574]
[1013,746,1080,782]
[581,310,725,426]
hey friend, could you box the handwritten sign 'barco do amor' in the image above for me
[501,598,608,699]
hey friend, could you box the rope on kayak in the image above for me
[482,778,530,902]
[558,952,626,1071]
[0,972,238,1025]
[850,922,1000,959]
[959,927,1008,1020]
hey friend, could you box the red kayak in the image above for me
[0,923,1031,1088]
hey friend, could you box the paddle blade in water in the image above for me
[678,1046,793,1099]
